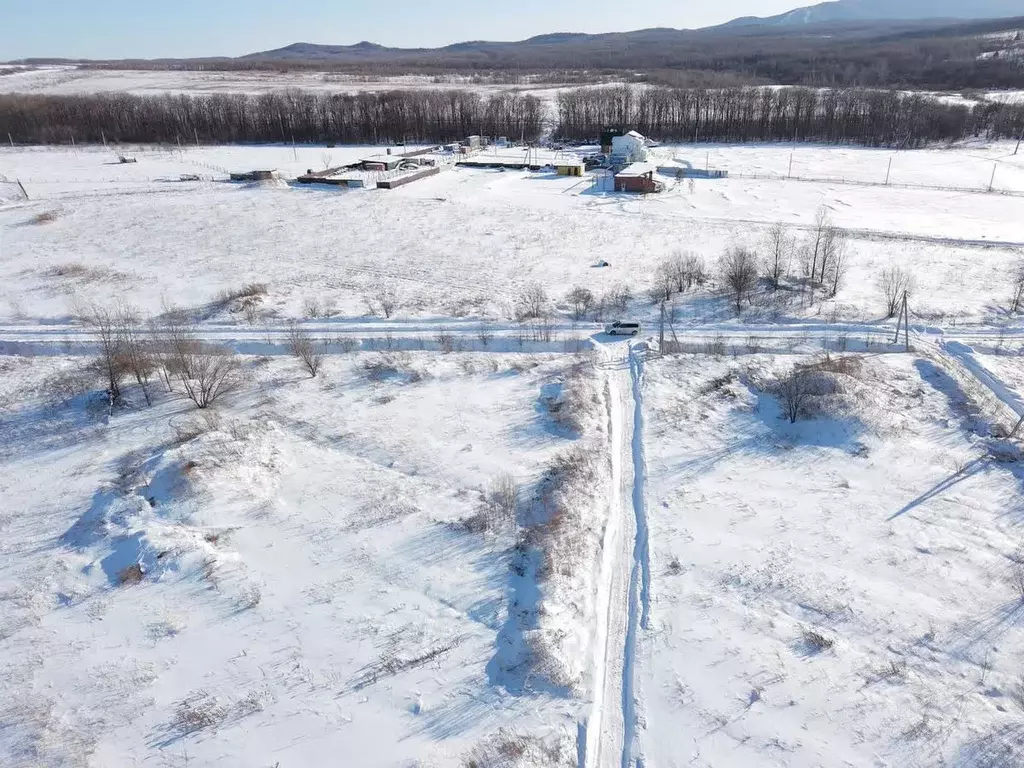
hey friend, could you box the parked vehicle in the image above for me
[605,321,641,336]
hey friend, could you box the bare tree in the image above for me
[763,222,793,291]
[371,285,400,319]
[150,304,199,392]
[650,260,676,303]
[720,247,759,314]
[177,345,241,409]
[115,304,155,406]
[516,283,549,321]
[684,254,709,290]
[287,322,325,377]
[775,368,813,424]
[77,303,125,402]
[877,267,916,318]
[808,206,830,285]
[1012,263,1024,314]
[822,231,850,298]
[485,473,519,530]
[566,287,595,321]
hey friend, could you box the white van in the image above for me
[605,321,641,336]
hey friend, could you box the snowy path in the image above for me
[584,342,650,768]
[622,344,651,768]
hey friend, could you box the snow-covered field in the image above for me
[4,139,1024,767]
[2,142,1023,330]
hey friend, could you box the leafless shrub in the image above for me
[566,286,594,320]
[47,262,90,278]
[515,283,549,321]
[720,247,759,314]
[775,367,815,424]
[483,473,519,530]
[1012,262,1024,314]
[529,317,554,342]
[745,335,763,354]
[303,296,324,319]
[477,323,494,347]
[436,328,456,353]
[172,690,228,736]
[216,283,267,306]
[704,335,726,357]
[877,267,916,318]
[287,322,324,377]
[177,345,241,409]
[461,730,569,768]
[666,557,683,575]
[605,284,632,312]
[802,628,835,653]
[31,210,58,225]
[366,284,400,318]
[821,229,850,298]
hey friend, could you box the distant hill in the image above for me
[725,0,1023,27]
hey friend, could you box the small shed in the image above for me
[556,160,585,177]
[614,163,663,193]
[611,131,648,164]
[462,135,483,150]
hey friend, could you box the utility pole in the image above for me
[658,301,666,352]
[101,130,107,149]
[1015,122,1023,156]
[8,132,14,148]
[194,127,200,147]
[885,156,893,186]
[989,162,997,193]
[892,290,910,351]
[788,151,794,179]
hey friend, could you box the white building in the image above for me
[611,130,648,164]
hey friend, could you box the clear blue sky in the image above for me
[0,0,800,60]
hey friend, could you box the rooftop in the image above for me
[615,162,656,177]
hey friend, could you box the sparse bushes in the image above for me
[877,267,916,318]
[720,247,759,314]
[287,322,325,377]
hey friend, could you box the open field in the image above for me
[4,137,1024,767]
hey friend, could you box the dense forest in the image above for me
[0,90,547,145]
[557,86,1024,146]
[1,86,1022,148]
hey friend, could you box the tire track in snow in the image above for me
[622,343,650,768]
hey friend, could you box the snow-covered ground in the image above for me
[2,142,1023,330]
[4,138,1024,767]
[639,351,1024,766]
[0,350,594,766]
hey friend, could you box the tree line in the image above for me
[556,86,1024,147]
[0,89,546,145]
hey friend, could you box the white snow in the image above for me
[4,136,1024,766]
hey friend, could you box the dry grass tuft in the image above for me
[31,211,59,225]
[118,564,144,586]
